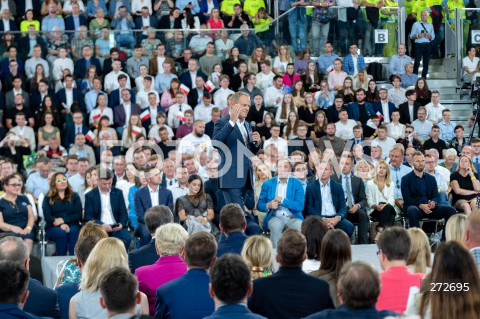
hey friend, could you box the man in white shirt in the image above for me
[263,124,288,157]
[52,47,74,83]
[136,76,159,108]
[263,75,284,110]
[194,92,215,123]
[25,44,49,79]
[168,91,193,129]
[425,90,445,124]
[213,75,234,110]
[188,24,212,56]
[178,120,212,157]
[9,113,36,151]
[256,61,275,93]
[411,107,433,142]
[104,60,131,93]
[335,109,357,140]
[68,157,89,204]
[373,125,396,157]
[168,166,190,205]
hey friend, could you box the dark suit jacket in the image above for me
[0,303,43,319]
[217,232,248,257]
[103,58,126,75]
[155,269,214,319]
[140,106,166,130]
[179,70,207,89]
[63,124,90,148]
[203,304,267,319]
[158,15,182,30]
[55,282,79,319]
[113,102,141,128]
[398,101,420,124]
[74,57,102,79]
[24,278,59,319]
[134,15,158,30]
[64,15,87,33]
[248,267,334,319]
[346,101,374,123]
[17,0,41,18]
[331,173,368,209]
[55,88,86,113]
[134,185,173,225]
[204,120,215,139]
[84,187,128,228]
[373,101,396,123]
[128,238,158,273]
[0,19,19,32]
[30,91,55,112]
[5,90,30,109]
[187,87,205,108]
[213,115,261,189]
[108,88,136,109]
[305,179,347,218]
[2,71,26,92]
[18,36,47,61]
[304,305,398,319]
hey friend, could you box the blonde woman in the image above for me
[353,69,370,90]
[69,238,149,318]
[366,160,396,241]
[241,235,274,280]
[292,80,306,109]
[273,44,293,76]
[275,94,297,125]
[253,163,272,228]
[406,227,432,274]
[354,160,373,185]
[450,154,480,214]
[445,213,467,242]
[122,114,146,150]
[247,46,271,74]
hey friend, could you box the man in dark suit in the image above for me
[64,3,87,36]
[134,166,173,247]
[248,229,334,319]
[398,89,420,124]
[5,75,29,108]
[56,236,100,319]
[113,88,141,137]
[55,74,86,114]
[217,204,247,257]
[179,59,208,89]
[346,89,375,131]
[63,110,90,149]
[0,10,18,32]
[305,161,355,237]
[204,107,221,139]
[18,25,47,61]
[74,45,102,80]
[134,6,158,43]
[204,254,267,319]
[30,79,55,112]
[213,92,262,235]
[0,236,59,319]
[331,155,370,244]
[108,74,136,109]
[187,76,206,108]
[373,88,396,124]
[155,232,216,319]
[103,48,126,75]
[128,205,174,273]
[84,169,131,249]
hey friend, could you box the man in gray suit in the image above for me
[331,155,370,244]
[68,133,96,166]
[5,76,29,108]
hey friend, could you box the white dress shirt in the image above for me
[148,185,159,207]
[320,180,336,217]
[100,190,116,225]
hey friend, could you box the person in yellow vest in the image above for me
[243,0,266,20]
[446,0,467,52]
[380,0,399,57]
[220,0,241,17]
[361,0,383,56]
[252,7,277,50]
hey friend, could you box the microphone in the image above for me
[250,121,259,146]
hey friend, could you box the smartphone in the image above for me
[110,223,120,228]
[421,30,425,33]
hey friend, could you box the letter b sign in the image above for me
[375,30,388,44]
[472,30,480,44]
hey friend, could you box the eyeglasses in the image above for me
[405,131,413,134]
[56,177,67,183]
[8,183,21,187]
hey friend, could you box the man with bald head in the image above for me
[466,210,480,271]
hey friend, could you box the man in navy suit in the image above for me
[63,110,90,149]
[0,9,19,32]
[55,74,86,114]
[179,59,207,89]
[373,88,396,124]
[113,88,141,137]
[129,205,174,273]
[204,254,267,319]
[217,204,247,257]
[346,89,375,131]
[213,92,262,235]
[0,236,59,319]
[134,6,158,43]
[64,3,87,37]
[74,45,102,80]
[134,166,173,247]
[108,74,136,109]
[155,232,216,319]
[305,161,355,238]
[84,169,131,250]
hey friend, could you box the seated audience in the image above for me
[241,235,274,280]
[445,213,467,242]
[301,216,329,273]
[466,211,480,271]
[217,203,248,257]
[0,261,35,319]
[406,228,432,274]
[450,155,480,214]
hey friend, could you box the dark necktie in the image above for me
[169,180,173,186]
[179,105,183,126]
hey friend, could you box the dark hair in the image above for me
[184,232,217,269]
[0,260,29,303]
[74,236,101,265]
[301,216,329,260]
[338,261,381,308]
[316,229,352,280]
[377,226,411,261]
[144,205,174,233]
[209,254,251,303]
[277,229,306,267]
[187,174,206,202]
[99,267,138,313]
[405,89,416,97]
[220,204,246,235]
[47,172,75,204]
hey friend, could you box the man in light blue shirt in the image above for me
[410,10,435,78]
[438,108,456,142]
[155,61,178,94]
[176,0,200,15]
[41,4,65,38]
[84,77,108,112]
[68,158,88,205]
[388,44,413,76]
[389,147,413,211]
[316,42,339,76]
[26,158,52,199]
[110,5,136,49]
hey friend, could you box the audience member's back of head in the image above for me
[466,210,480,249]
[79,221,108,239]
[0,236,29,264]
[80,238,129,292]
[277,229,306,268]
[99,267,140,316]
[377,226,410,262]
[0,260,29,305]
[446,213,467,243]
[314,229,352,279]
[210,254,251,304]
[75,236,101,267]
[219,204,246,235]
[301,216,329,261]
[155,223,189,256]
[184,232,217,269]
[145,205,174,234]
[241,235,273,280]
[337,261,381,309]
[406,228,431,274]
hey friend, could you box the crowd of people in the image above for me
[0,0,479,318]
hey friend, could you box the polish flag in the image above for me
[326,65,334,73]
[140,109,151,122]
[177,111,186,123]
[132,125,142,136]
[92,113,101,121]
[180,84,190,95]
[204,80,215,92]
[85,130,95,143]
[376,111,383,121]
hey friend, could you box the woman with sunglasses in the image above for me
[0,174,36,253]
[42,172,82,255]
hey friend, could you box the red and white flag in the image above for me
[376,111,383,121]
[180,84,190,95]
[177,111,186,123]
[326,65,334,73]
[92,113,101,121]
[204,80,215,92]
[140,109,151,122]
[85,130,95,143]
[132,125,142,136]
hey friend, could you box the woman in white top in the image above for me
[116,163,137,219]
[135,65,149,92]
[89,94,113,128]
[122,114,147,150]
[273,44,293,76]
[386,109,405,140]
[365,160,396,242]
